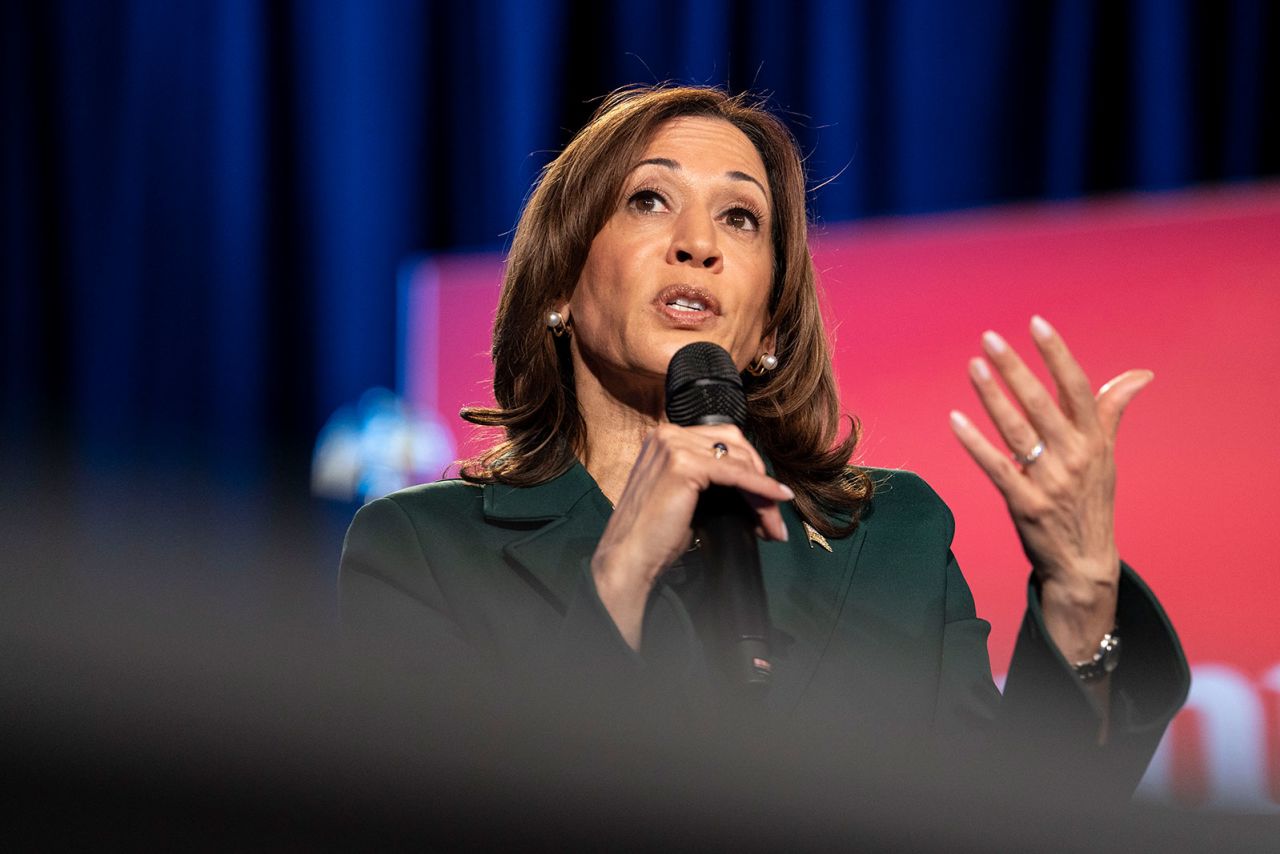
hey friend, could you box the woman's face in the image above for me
[565,116,775,388]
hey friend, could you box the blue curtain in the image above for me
[3,0,1276,480]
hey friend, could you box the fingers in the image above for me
[655,423,793,541]
[980,329,1072,446]
[693,435,793,543]
[1028,315,1097,426]
[949,409,1037,505]
[968,357,1041,461]
[701,453,794,502]
[977,318,1151,448]
[685,423,768,476]
[1096,369,1155,438]
[742,491,790,543]
[957,317,1153,498]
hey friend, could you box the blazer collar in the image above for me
[482,462,609,611]
[483,461,600,523]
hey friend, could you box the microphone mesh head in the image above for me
[664,342,747,429]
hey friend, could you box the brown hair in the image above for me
[460,85,872,537]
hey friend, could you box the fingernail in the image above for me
[1030,315,1054,341]
[969,357,990,382]
[779,525,789,543]
[779,484,795,500]
[949,410,970,430]
[981,330,1007,354]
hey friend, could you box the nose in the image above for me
[667,207,722,272]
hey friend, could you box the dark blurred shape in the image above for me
[1,437,1274,849]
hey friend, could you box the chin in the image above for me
[648,333,745,374]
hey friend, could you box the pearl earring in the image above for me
[748,353,778,376]
[547,311,570,337]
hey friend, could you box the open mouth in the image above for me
[654,285,720,323]
[667,297,706,313]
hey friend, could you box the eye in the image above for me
[627,189,669,215]
[723,206,761,232]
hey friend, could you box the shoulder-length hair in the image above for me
[460,85,872,537]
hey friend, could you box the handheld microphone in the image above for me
[664,342,773,692]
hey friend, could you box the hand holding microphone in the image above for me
[590,342,788,687]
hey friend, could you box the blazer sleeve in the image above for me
[996,561,1190,797]
[933,548,1190,798]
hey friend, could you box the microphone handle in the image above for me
[694,485,773,691]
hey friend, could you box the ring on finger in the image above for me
[1015,441,1045,467]
[712,442,729,460]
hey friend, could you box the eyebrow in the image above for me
[633,157,768,199]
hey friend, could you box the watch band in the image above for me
[1072,629,1120,683]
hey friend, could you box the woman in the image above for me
[340,86,1187,793]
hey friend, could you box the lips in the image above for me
[654,285,720,326]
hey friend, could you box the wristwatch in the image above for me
[1072,629,1120,682]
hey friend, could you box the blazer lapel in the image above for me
[761,508,870,716]
[484,463,609,614]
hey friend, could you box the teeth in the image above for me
[668,297,706,312]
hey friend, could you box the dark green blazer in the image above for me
[339,463,1188,794]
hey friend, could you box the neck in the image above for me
[570,347,666,506]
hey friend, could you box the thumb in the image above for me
[1096,369,1155,438]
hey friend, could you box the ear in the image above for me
[758,329,777,357]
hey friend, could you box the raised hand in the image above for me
[948,315,1154,664]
